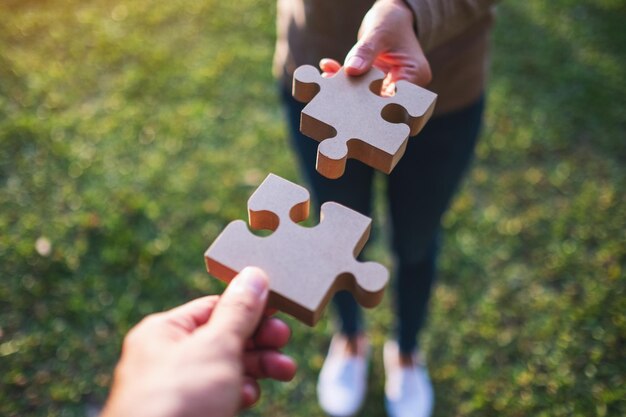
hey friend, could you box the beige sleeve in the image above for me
[401,0,496,51]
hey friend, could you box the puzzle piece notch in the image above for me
[247,173,310,231]
[293,64,437,179]
[205,173,389,326]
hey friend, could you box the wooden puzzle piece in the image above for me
[293,65,438,179]
[205,173,389,326]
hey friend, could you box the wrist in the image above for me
[379,0,413,18]
[380,0,417,35]
[102,387,182,417]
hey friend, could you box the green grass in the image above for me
[1,0,624,416]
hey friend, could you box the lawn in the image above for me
[1,0,624,416]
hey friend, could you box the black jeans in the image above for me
[281,87,484,354]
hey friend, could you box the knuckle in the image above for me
[356,40,378,58]
[419,59,433,84]
[122,314,163,350]
[406,60,432,86]
[139,313,165,329]
[224,297,258,317]
[122,327,142,352]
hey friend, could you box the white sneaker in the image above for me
[317,334,370,417]
[383,340,434,417]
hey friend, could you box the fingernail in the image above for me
[346,56,364,70]
[242,380,259,405]
[232,267,269,300]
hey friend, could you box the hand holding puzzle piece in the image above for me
[205,174,389,326]
[293,65,437,179]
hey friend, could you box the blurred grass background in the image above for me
[1,0,624,416]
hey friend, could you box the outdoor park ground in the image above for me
[1,0,625,416]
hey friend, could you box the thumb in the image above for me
[205,267,270,344]
[344,30,385,76]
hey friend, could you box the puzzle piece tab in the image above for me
[205,173,389,326]
[293,65,437,179]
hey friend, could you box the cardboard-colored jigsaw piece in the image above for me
[205,173,389,326]
[293,65,438,179]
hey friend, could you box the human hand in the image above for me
[320,0,431,95]
[101,267,296,417]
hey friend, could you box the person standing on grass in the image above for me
[275,1,496,416]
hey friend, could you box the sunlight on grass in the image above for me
[1,0,624,416]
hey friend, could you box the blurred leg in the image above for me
[280,87,374,336]
[387,96,485,355]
